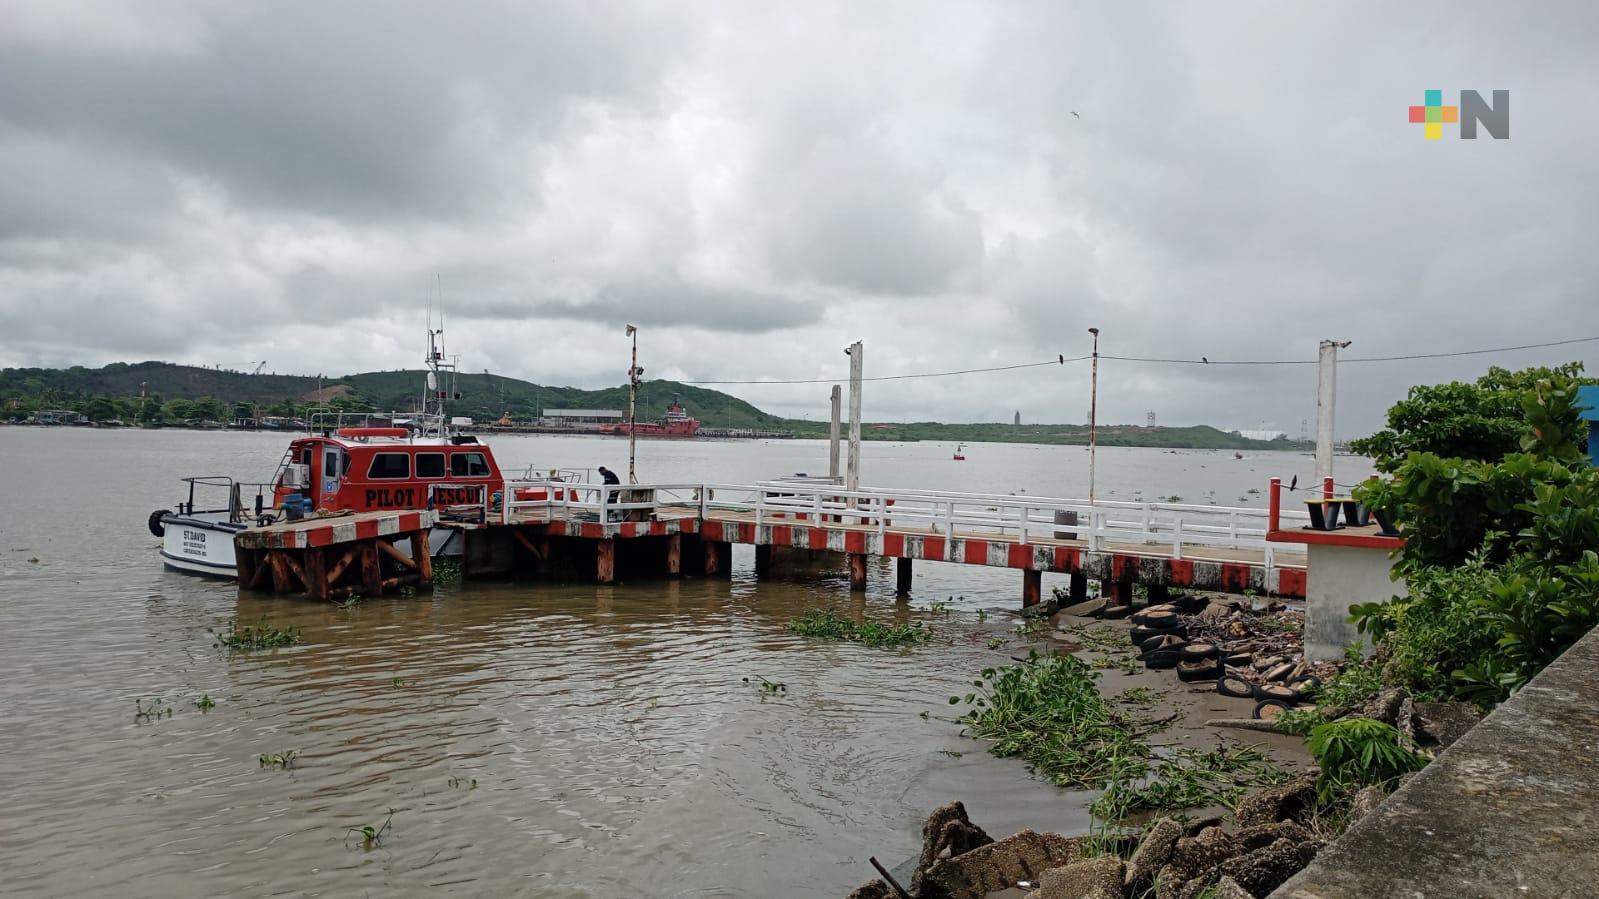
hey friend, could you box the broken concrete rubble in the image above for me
[1027,856,1124,899]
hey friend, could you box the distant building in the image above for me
[1014,410,1021,426]
[30,409,87,425]
[542,409,624,426]
[1237,429,1287,441]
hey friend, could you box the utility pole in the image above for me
[846,341,863,495]
[1087,327,1100,505]
[1316,339,1350,483]
[626,324,640,483]
[828,384,842,480]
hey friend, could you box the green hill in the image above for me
[1,361,1309,449]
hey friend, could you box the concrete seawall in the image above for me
[1273,627,1599,898]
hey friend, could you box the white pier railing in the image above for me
[485,478,1310,570]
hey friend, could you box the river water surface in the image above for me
[0,429,1334,897]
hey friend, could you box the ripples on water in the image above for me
[0,429,1324,897]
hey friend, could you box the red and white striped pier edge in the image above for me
[698,519,1306,598]
[533,517,694,541]
[235,510,438,550]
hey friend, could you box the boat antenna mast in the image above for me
[425,294,455,438]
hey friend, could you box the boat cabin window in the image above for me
[416,453,446,479]
[451,451,490,477]
[368,453,411,480]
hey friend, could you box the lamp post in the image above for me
[1087,327,1100,506]
[626,324,640,484]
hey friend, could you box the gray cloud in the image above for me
[1,1,1596,437]
[519,277,824,334]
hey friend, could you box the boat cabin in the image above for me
[273,428,505,514]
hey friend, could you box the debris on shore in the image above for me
[846,778,1357,899]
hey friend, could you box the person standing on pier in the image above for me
[597,465,621,522]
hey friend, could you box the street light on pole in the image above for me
[625,324,640,484]
[1087,327,1100,506]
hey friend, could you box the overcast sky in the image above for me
[2,2,1595,435]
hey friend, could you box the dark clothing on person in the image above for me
[599,466,620,485]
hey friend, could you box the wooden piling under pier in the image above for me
[235,510,437,601]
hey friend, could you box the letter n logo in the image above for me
[1459,90,1509,139]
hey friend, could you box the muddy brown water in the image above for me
[0,429,1326,897]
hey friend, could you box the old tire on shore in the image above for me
[1254,683,1298,704]
[1130,623,1187,645]
[1216,675,1255,698]
[1142,649,1182,670]
[1252,698,1293,721]
[148,509,171,538]
[1132,607,1182,629]
[1101,604,1133,620]
[1176,660,1221,682]
[1287,675,1322,701]
[1180,642,1219,662]
[1139,633,1188,654]
[1172,594,1207,614]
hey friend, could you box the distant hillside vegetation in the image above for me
[1,361,1310,449]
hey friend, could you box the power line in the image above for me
[1103,334,1599,366]
[682,334,1599,385]
[686,355,1090,385]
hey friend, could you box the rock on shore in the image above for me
[846,774,1329,899]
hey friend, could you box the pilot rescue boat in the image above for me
[151,325,517,577]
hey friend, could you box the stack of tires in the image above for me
[1131,601,1321,721]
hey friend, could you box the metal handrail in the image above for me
[487,479,1302,565]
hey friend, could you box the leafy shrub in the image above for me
[1350,363,1588,472]
[1306,717,1429,801]
[1347,363,1599,708]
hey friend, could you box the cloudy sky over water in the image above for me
[1,2,1595,434]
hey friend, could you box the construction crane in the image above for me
[249,361,266,375]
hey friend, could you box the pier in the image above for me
[235,509,437,600]
[411,480,1309,604]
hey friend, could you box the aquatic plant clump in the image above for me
[431,558,463,585]
[787,608,934,648]
[214,618,301,651]
[1089,746,1291,821]
[951,652,1150,789]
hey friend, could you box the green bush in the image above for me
[1306,717,1429,801]
[1346,363,1599,708]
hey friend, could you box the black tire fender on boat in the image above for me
[1252,698,1294,721]
[1142,649,1182,670]
[1216,675,1255,698]
[148,509,171,538]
